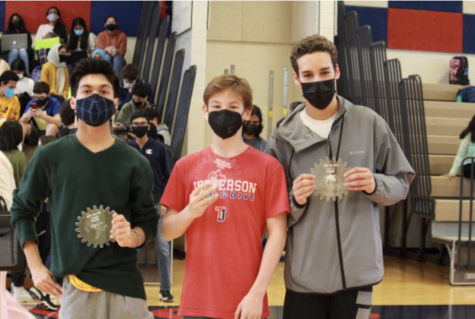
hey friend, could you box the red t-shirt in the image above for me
[161,146,290,319]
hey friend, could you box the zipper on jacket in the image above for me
[327,116,347,290]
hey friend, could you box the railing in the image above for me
[457,157,475,270]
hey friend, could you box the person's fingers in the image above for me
[111,221,129,230]
[191,182,212,197]
[195,187,217,203]
[344,167,370,178]
[197,193,219,209]
[345,172,372,182]
[344,179,372,188]
[112,213,126,224]
[234,304,242,319]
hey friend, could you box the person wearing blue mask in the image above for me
[118,64,154,110]
[66,18,98,77]
[0,70,20,126]
[10,58,157,319]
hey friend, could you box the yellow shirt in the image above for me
[0,95,20,126]
[40,62,69,96]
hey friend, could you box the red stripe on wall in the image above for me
[388,8,463,53]
[5,1,91,34]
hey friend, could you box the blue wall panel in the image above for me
[464,14,475,53]
[90,1,144,37]
[0,1,6,32]
[388,1,462,14]
[345,6,388,43]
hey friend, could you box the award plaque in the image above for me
[75,205,115,248]
[310,157,350,201]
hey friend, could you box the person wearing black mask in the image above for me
[112,82,151,140]
[19,81,62,145]
[126,110,174,303]
[266,35,415,319]
[97,15,127,77]
[40,44,69,101]
[11,58,157,319]
[1,13,34,73]
[33,6,68,48]
[243,104,266,151]
[160,74,289,319]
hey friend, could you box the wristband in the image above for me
[130,229,142,248]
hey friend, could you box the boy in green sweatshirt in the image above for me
[10,59,157,319]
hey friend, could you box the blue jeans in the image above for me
[8,48,29,74]
[154,204,171,291]
[103,53,125,77]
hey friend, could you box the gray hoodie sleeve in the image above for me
[364,116,415,206]
[266,135,308,227]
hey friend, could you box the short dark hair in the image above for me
[33,81,50,95]
[290,34,338,75]
[39,135,57,146]
[121,64,138,81]
[130,109,150,123]
[251,105,264,137]
[0,71,19,86]
[0,121,23,152]
[143,108,161,124]
[70,58,120,98]
[60,99,75,126]
[11,58,26,73]
[131,82,149,99]
[104,15,118,27]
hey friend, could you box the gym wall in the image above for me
[346,1,475,84]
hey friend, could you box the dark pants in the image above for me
[283,287,373,319]
[463,164,474,179]
[11,208,51,287]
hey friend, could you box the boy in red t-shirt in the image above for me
[160,74,290,319]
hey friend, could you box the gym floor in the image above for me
[22,256,475,319]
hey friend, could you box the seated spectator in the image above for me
[97,15,126,76]
[0,71,20,125]
[0,60,10,76]
[92,48,106,60]
[1,13,33,74]
[113,82,151,138]
[19,81,61,145]
[33,6,68,49]
[12,59,34,98]
[143,107,170,146]
[11,59,33,116]
[119,64,154,109]
[242,105,267,151]
[58,98,77,138]
[0,120,33,304]
[66,18,97,76]
[40,44,68,101]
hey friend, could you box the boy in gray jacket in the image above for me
[266,35,415,319]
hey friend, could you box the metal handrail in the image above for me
[457,157,475,269]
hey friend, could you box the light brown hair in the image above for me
[290,34,338,75]
[203,74,253,110]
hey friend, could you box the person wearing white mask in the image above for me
[33,6,68,49]
[40,44,69,101]
[12,59,34,98]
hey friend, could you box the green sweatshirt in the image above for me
[10,134,158,300]
[2,149,28,188]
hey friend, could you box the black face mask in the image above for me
[242,123,259,136]
[208,109,243,140]
[106,24,117,31]
[301,79,336,110]
[12,21,21,29]
[59,55,66,63]
[36,97,49,107]
[131,126,148,138]
[133,100,143,108]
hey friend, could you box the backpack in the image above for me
[457,86,475,102]
[450,56,469,85]
[0,196,26,272]
[31,65,43,83]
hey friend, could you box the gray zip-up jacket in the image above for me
[266,96,415,294]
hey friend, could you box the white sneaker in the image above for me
[13,286,35,303]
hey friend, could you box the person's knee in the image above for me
[21,123,31,138]
[46,124,59,136]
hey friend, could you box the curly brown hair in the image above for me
[290,35,338,75]
[203,74,253,110]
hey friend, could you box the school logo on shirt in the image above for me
[146,149,153,155]
[216,206,228,222]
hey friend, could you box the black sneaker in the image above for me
[29,287,59,312]
[159,290,174,302]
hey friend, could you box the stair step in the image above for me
[428,135,461,155]
[431,176,475,198]
[426,117,469,136]
[429,155,456,175]
[432,221,475,241]
[423,83,467,101]
[424,101,475,119]
[434,199,475,222]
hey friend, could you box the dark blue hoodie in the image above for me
[128,138,170,203]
